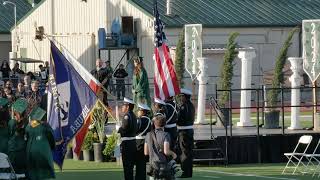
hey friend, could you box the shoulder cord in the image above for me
[165,103,177,124]
[137,116,151,137]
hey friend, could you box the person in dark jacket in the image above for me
[165,96,178,151]
[177,88,195,178]
[0,98,10,154]
[91,59,108,106]
[154,98,168,116]
[114,64,128,100]
[0,60,11,80]
[144,113,177,180]
[135,103,151,180]
[12,63,25,75]
[116,97,137,180]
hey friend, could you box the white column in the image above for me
[288,57,303,130]
[237,49,256,127]
[195,57,209,124]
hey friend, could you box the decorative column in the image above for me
[195,57,209,124]
[288,57,303,130]
[237,49,256,127]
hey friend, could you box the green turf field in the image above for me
[55,160,314,180]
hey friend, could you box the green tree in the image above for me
[175,28,185,87]
[267,28,299,108]
[219,32,239,107]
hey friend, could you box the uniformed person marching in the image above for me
[8,98,29,175]
[154,98,168,116]
[0,98,10,154]
[177,89,195,178]
[164,96,178,151]
[116,97,137,180]
[25,106,55,180]
[135,103,152,180]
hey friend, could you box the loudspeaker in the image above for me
[121,16,133,34]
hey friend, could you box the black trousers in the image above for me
[116,80,125,99]
[121,140,136,180]
[178,129,194,177]
[135,139,147,180]
[165,127,178,151]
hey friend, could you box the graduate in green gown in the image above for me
[8,98,29,174]
[0,98,10,154]
[132,56,152,108]
[26,106,55,180]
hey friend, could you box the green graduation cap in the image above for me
[12,98,29,114]
[29,106,46,121]
[0,98,9,107]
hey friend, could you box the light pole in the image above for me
[3,1,17,51]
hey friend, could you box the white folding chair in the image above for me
[0,153,25,180]
[304,138,320,177]
[282,135,313,175]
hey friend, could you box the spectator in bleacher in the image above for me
[27,80,43,108]
[5,80,15,93]
[16,82,27,98]
[24,75,32,94]
[3,87,16,105]
[114,64,128,100]
[0,60,11,80]
[39,64,48,83]
[40,83,48,110]
[44,61,49,75]
[12,63,25,75]
[26,71,36,80]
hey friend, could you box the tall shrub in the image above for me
[175,29,185,87]
[219,32,239,107]
[267,28,298,109]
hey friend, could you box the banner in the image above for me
[185,24,202,80]
[303,19,320,82]
[48,41,98,168]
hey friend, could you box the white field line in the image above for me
[198,175,221,179]
[232,115,312,120]
[196,169,297,180]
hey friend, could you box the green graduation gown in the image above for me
[132,67,151,107]
[0,125,9,154]
[8,118,27,174]
[26,121,55,180]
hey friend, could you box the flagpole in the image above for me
[47,36,121,123]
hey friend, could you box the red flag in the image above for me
[62,47,101,155]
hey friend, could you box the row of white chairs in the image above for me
[282,135,320,177]
[0,153,25,180]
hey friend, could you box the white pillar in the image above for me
[288,57,303,130]
[195,57,209,124]
[237,49,256,127]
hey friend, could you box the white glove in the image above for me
[115,124,120,131]
[88,124,94,130]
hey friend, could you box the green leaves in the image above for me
[82,131,94,151]
[92,101,108,143]
[175,28,185,87]
[219,32,239,107]
[267,28,298,108]
[103,130,119,160]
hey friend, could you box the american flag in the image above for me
[153,1,180,100]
